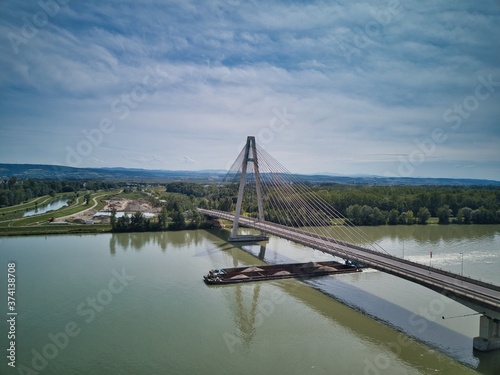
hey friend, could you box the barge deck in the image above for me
[203,260,362,285]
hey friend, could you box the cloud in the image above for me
[0,0,499,179]
[178,155,199,165]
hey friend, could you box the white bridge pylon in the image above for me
[228,136,268,242]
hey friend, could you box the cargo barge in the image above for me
[203,260,362,285]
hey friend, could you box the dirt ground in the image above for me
[67,198,159,224]
[104,198,156,213]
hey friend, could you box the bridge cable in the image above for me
[255,146,391,256]
[256,147,366,253]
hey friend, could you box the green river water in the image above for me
[0,225,499,374]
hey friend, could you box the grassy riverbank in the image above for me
[0,190,120,235]
[0,195,53,215]
[0,224,112,236]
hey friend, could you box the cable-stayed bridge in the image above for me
[199,136,500,352]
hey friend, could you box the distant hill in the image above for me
[0,164,224,181]
[294,174,500,186]
[0,163,499,186]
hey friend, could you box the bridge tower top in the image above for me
[228,136,268,242]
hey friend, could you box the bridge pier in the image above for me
[228,234,269,242]
[473,315,500,352]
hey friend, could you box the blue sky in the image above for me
[1,0,499,180]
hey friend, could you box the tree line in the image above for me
[0,176,118,207]
[343,204,500,225]
[111,190,209,233]
[165,182,500,226]
[317,185,500,225]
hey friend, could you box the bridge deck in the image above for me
[200,209,500,319]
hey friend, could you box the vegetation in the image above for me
[1,177,499,236]
[0,191,115,228]
[0,177,118,208]
[109,187,210,233]
[164,182,500,226]
[0,178,213,235]
[109,200,208,233]
[0,225,112,236]
[321,185,500,225]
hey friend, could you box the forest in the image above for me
[315,184,500,225]
[166,181,500,226]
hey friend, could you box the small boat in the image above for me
[203,260,361,285]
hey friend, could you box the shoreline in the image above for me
[1,222,498,237]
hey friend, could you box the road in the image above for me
[54,193,109,222]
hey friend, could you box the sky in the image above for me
[0,0,499,180]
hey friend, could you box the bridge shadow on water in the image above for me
[203,228,500,374]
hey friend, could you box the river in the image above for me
[0,224,499,374]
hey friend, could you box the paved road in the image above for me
[200,209,500,318]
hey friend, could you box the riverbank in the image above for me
[0,191,112,227]
[0,217,491,237]
[0,190,190,236]
[0,224,113,236]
